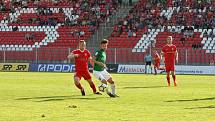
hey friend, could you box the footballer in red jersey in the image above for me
[153,50,165,75]
[68,40,101,96]
[161,36,178,86]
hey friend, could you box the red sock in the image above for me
[89,83,97,93]
[167,75,170,86]
[172,75,177,86]
[75,83,83,90]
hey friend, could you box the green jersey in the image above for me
[94,49,106,71]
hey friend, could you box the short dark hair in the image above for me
[79,40,85,43]
[100,39,108,44]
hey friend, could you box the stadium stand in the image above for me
[107,0,215,64]
[0,0,117,62]
[0,0,214,64]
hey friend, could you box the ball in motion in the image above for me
[98,84,107,92]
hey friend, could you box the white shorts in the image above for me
[93,69,111,82]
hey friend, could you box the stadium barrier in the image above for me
[171,66,215,75]
[118,65,145,73]
[0,63,29,72]
[117,64,215,75]
[29,64,119,73]
[0,48,215,65]
[30,63,75,72]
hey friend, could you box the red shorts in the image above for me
[74,71,91,80]
[154,61,160,68]
[165,65,175,73]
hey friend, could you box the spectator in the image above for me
[128,29,133,37]
[22,1,28,8]
[180,37,185,45]
[210,59,214,66]
[25,33,31,41]
[79,31,85,37]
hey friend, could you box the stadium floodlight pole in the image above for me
[68,48,71,64]
[97,31,99,43]
[35,48,38,63]
[185,49,188,65]
[114,48,116,64]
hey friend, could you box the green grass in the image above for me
[0,72,215,121]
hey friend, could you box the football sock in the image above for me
[105,85,110,93]
[75,83,83,90]
[172,75,177,86]
[110,84,116,95]
[154,67,157,75]
[89,83,97,93]
[167,75,170,86]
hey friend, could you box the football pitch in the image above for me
[0,72,215,121]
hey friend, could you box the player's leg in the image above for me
[86,79,102,95]
[156,62,165,71]
[83,71,96,93]
[145,63,147,73]
[166,72,171,86]
[107,78,118,97]
[165,66,171,86]
[83,71,101,95]
[158,66,166,70]
[74,73,85,96]
[171,70,177,86]
[154,64,157,75]
[145,62,150,74]
[149,62,153,74]
[154,67,157,75]
[102,70,118,97]
[93,71,113,96]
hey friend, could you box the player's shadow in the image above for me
[15,95,107,102]
[123,86,166,89]
[185,105,215,109]
[165,97,215,102]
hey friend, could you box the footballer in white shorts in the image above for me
[93,69,111,82]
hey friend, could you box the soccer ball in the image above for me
[98,84,107,92]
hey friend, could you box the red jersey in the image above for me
[162,44,177,65]
[72,49,91,72]
[153,53,160,64]
[153,52,161,68]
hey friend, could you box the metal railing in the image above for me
[0,47,214,66]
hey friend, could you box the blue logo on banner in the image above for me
[30,64,75,72]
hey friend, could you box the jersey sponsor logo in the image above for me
[0,63,29,72]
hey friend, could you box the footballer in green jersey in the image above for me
[93,39,118,98]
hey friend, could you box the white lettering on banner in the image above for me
[54,65,62,72]
[156,65,215,75]
[38,64,46,71]
[118,65,145,73]
[47,64,55,71]
[118,65,215,74]
[62,65,72,72]
[38,64,75,72]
